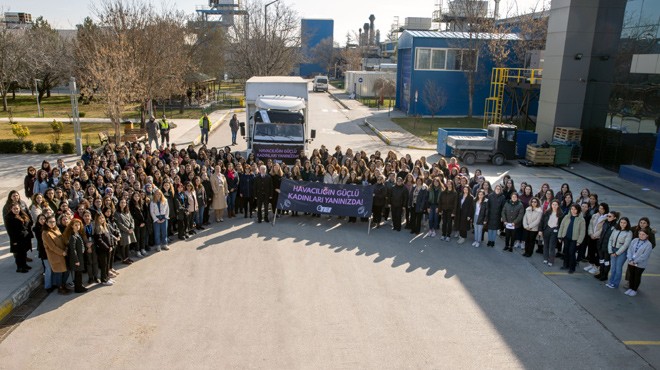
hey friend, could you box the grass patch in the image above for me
[359,98,395,109]
[1,95,212,120]
[391,117,485,144]
[1,121,116,145]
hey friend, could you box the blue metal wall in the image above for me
[300,19,334,77]
[395,32,524,117]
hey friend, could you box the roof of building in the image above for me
[402,30,520,40]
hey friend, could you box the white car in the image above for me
[313,76,329,92]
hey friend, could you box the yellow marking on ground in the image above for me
[0,300,14,322]
[624,341,660,346]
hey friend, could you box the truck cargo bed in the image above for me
[447,136,496,151]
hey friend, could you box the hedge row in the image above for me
[0,140,76,154]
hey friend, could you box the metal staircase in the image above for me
[483,68,542,128]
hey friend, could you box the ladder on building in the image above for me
[483,68,542,128]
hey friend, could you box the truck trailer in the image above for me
[241,76,316,164]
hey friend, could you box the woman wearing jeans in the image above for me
[43,215,70,294]
[425,177,443,238]
[606,217,632,288]
[625,229,654,296]
[473,190,488,247]
[539,200,563,266]
[150,189,170,252]
[558,204,586,273]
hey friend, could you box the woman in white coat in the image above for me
[522,197,543,257]
[210,165,229,222]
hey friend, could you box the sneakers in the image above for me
[156,247,161,252]
[605,283,615,289]
[583,264,593,272]
[543,260,548,265]
[627,290,637,297]
[102,280,114,286]
[588,267,599,274]
[547,263,553,267]
[473,241,480,248]
[136,251,143,258]
[162,245,170,250]
[140,249,147,255]
[457,237,465,244]
[513,241,520,249]
[624,289,632,295]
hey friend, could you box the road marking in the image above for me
[321,109,329,112]
[0,300,13,322]
[624,341,660,346]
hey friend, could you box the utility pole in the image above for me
[69,77,82,156]
[264,0,280,37]
[34,79,41,117]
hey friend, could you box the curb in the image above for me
[363,118,436,151]
[0,271,42,323]
[327,91,350,110]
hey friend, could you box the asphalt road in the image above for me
[0,88,657,369]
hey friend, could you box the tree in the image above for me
[310,37,337,76]
[24,17,73,100]
[373,77,396,106]
[339,47,362,73]
[226,0,301,78]
[76,0,190,143]
[421,80,447,118]
[0,28,28,111]
[188,16,227,82]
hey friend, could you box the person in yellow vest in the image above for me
[160,115,171,147]
[199,113,211,145]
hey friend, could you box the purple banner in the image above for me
[253,144,303,165]
[277,179,373,218]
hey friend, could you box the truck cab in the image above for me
[313,76,329,92]
[447,124,518,166]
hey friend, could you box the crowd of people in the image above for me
[4,141,656,297]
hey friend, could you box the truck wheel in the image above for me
[463,153,476,165]
[492,153,505,166]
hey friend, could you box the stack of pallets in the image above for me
[524,144,556,166]
[553,127,583,163]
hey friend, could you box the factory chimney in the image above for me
[369,14,375,45]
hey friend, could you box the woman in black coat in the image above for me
[409,177,429,235]
[440,180,458,241]
[64,218,87,293]
[486,184,506,247]
[6,203,34,273]
[455,185,475,244]
[371,175,388,227]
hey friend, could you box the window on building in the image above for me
[415,47,478,71]
[415,49,431,69]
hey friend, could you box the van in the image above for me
[313,76,329,92]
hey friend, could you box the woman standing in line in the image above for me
[440,180,458,242]
[558,204,586,273]
[115,199,138,258]
[150,189,170,251]
[501,192,524,252]
[210,165,228,223]
[130,191,148,256]
[539,200,563,266]
[594,211,618,281]
[403,173,415,229]
[239,165,255,218]
[64,219,87,293]
[225,163,239,218]
[605,217,633,289]
[270,163,284,218]
[583,202,609,274]
[6,203,33,273]
[472,190,488,248]
[194,176,207,227]
[409,177,429,235]
[104,207,121,279]
[455,185,474,244]
[484,184,505,248]
[33,214,52,291]
[516,185,534,250]
[522,198,543,257]
[93,213,114,286]
[625,229,654,296]
[425,177,443,238]
[162,181,176,237]
[42,215,70,294]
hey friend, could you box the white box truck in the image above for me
[241,76,315,164]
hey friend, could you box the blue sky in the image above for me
[1,0,544,45]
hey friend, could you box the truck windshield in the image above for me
[256,110,304,124]
[254,123,304,142]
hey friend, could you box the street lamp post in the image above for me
[69,77,83,156]
[34,79,42,117]
[264,0,280,40]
